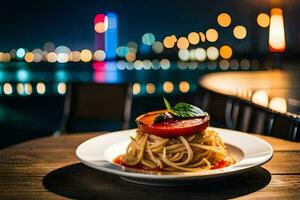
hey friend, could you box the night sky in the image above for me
[1,0,299,53]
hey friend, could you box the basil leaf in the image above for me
[163,97,178,116]
[163,97,172,111]
[172,102,206,118]
[155,98,206,123]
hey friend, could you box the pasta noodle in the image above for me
[120,129,235,172]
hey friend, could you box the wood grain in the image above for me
[255,134,300,151]
[0,132,299,200]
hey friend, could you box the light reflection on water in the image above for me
[0,60,262,98]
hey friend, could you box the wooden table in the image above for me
[0,133,300,200]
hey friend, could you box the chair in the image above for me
[230,101,269,134]
[198,87,300,142]
[197,88,229,128]
[269,114,300,141]
[229,100,300,142]
[54,83,132,135]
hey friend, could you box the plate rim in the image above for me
[76,127,273,180]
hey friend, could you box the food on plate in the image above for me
[114,98,235,172]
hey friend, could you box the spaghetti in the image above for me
[119,129,235,172]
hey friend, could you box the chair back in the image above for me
[197,87,300,142]
[56,83,132,134]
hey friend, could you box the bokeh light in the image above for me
[57,53,69,63]
[94,22,108,33]
[46,52,57,63]
[219,45,232,59]
[269,97,287,113]
[177,37,189,49]
[16,83,24,95]
[93,50,106,61]
[43,42,55,52]
[189,49,196,61]
[163,81,174,93]
[132,83,141,95]
[16,48,26,59]
[188,62,197,70]
[188,32,200,45]
[142,60,152,70]
[252,90,268,107]
[163,36,176,48]
[55,70,68,82]
[257,13,270,28]
[208,61,217,70]
[42,51,48,62]
[152,41,164,54]
[230,59,239,70]
[36,82,46,94]
[126,62,134,70]
[94,14,108,33]
[32,49,43,62]
[251,59,260,69]
[25,52,34,63]
[219,59,230,70]
[9,49,16,59]
[152,59,160,70]
[179,81,190,93]
[133,60,143,70]
[160,58,170,70]
[217,13,231,27]
[55,46,71,54]
[17,70,29,82]
[195,48,206,61]
[3,83,13,95]
[116,46,129,57]
[178,49,189,61]
[125,52,136,62]
[0,53,11,62]
[24,83,32,95]
[206,29,218,42]
[142,33,155,45]
[170,35,177,43]
[199,32,206,42]
[80,49,92,62]
[146,83,155,94]
[55,46,70,63]
[117,61,126,70]
[206,46,219,60]
[127,41,138,53]
[69,51,81,62]
[269,8,285,52]
[57,82,67,95]
[233,25,247,39]
[240,59,250,69]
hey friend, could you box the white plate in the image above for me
[76,127,273,186]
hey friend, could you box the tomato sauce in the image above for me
[211,160,230,170]
[113,156,140,168]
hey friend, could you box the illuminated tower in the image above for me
[94,14,107,51]
[94,13,118,60]
[105,13,118,59]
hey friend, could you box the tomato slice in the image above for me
[136,110,209,137]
